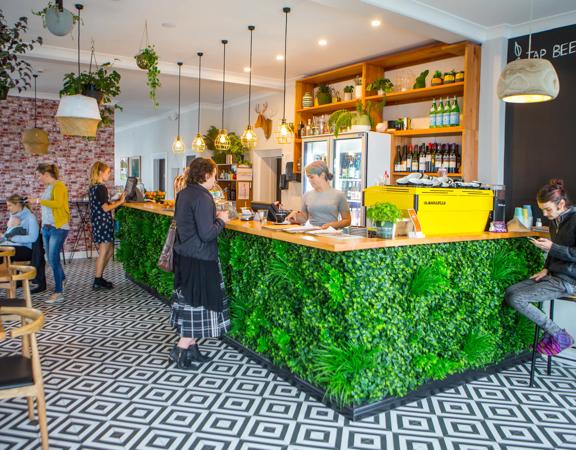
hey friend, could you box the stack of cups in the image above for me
[514,205,533,229]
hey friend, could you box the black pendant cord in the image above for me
[247,26,254,126]
[75,4,83,93]
[221,40,228,130]
[197,52,203,134]
[177,62,182,137]
[33,74,38,128]
[282,7,290,121]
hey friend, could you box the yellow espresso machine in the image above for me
[363,186,494,236]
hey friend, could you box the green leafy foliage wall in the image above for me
[117,208,544,406]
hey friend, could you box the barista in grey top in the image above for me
[287,160,351,229]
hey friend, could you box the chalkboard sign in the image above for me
[504,24,576,221]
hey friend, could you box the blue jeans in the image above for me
[42,226,69,293]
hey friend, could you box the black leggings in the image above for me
[12,246,33,261]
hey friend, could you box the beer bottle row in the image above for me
[394,143,460,174]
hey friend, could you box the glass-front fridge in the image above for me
[332,135,365,226]
[302,137,329,193]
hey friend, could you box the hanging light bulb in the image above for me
[275,7,293,144]
[172,61,185,153]
[215,40,231,151]
[241,25,257,149]
[497,0,559,103]
[192,52,207,152]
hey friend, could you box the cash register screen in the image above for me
[124,177,138,201]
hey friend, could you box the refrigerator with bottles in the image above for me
[301,131,391,226]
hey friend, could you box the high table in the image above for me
[117,202,544,419]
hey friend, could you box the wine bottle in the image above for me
[411,145,419,172]
[429,98,437,129]
[425,144,432,172]
[419,144,426,173]
[395,145,402,172]
[450,96,460,126]
[437,98,444,129]
[401,145,408,172]
[443,97,451,127]
[406,145,413,172]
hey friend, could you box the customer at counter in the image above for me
[169,158,230,370]
[505,179,575,356]
[286,160,351,229]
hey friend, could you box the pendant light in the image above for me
[497,0,559,103]
[55,3,101,137]
[276,7,293,144]
[172,62,185,153]
[215,40,231,151]
[241,26,257,149]
[191,52,206,152]
[22,74,49,155]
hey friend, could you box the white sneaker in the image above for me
[46,293,64,304]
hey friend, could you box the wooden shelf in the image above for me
[387,126,464,137]
[296,99,358,114]
[366,82,464,106]
[299,63,363,85]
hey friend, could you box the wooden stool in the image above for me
[529,295,576,387]
[0,306,48,450]
[0,246,16,298]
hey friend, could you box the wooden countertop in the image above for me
[123,202,540,252]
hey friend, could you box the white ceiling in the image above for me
[3,0,576,127]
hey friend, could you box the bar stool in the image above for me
[529,295,576,387]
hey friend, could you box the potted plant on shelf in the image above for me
[0,13,43,100]
[366,202,402,239]
[32,2,80,36]
[343,85,353,101]
[134,45,161,107]
[316,84,332,105]
[330,87,341,103]
[328,100,382,137]
[431,70,443,86]
[354,76,362,99]
[366,77,394,95]
[444,69,456,84]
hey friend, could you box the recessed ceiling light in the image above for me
[371,19,381,27]
[276,54,284,61]
[244,67,251,72]
[318,39,327,46]
[161,22,176,28]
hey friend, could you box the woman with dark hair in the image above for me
[169,157,230,369]
[505,179,575,356]
[29,163,70,304]
[286,160,351,229]
[1,195,39,260]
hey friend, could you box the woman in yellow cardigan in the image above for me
[30,163,70,303]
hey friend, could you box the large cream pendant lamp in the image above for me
[55,3,101,137]
[497,0,560,104]
[22,74,49,155]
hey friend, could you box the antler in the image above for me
[255,103,261,114]
[267,106,276,118]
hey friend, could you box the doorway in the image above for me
[153,158,166,192]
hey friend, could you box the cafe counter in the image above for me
[116,202,544,418]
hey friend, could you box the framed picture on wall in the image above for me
[119,157,129,183]
[128,156,141,180]
[186,155,196,166]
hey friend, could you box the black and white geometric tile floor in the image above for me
[1,259,575,450]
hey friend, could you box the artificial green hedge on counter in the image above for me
[117,207,544,406]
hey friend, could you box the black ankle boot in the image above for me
[187,343,211,363]
[168,345,195,370]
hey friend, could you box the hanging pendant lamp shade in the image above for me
[241,26,257,149]
[56,3,101,137]
[22,74,49,155]
[192,52,206,153]
[172,62,185,153]
[497,0,560,104]
[275,7,293,144]
[215,40,231,151]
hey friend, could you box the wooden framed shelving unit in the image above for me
[216,163,253,209]
[293,41,480,181]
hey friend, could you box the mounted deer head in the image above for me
[255,102,275,140]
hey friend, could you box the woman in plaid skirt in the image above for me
[169,158,230,369]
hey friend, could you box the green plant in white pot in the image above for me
[328,101,382,137]
[366,77,393,95]
[366,202,402,239]
[343,85,353,101]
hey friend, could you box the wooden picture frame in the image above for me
[119,157,129,183]
[128,156,141,180]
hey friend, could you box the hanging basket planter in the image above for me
[22,128,49,155]
[135,52,151,70]
[82,83,104,105]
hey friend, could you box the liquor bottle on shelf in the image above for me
[437,98,444,128]
[430,143,437,172]
[454,144,461,173]
[418,144,426,173]
[425,144,432,172]
[442,97,451,127]
[429,98,437,129]
[298,120,305,138]
[305,119,312,136]
[406,145,413,173]
[411,145,419,172]
[394,146,401,172]
[441,144,449,169]
[450,96,460,126]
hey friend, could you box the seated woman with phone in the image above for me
[505,179,576,356]
[285,160,351,230]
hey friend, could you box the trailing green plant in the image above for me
[0,12,43,98]
[328,101,383,137]
[366,201,402,225]
[135,45,160,107]
[203,125,248,163]
[409,256,450,297]
[366,77,393,93]
[343,85,354,93]
[32,2,81,26]
[489,249,529,285]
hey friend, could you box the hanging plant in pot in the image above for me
[0,13,43,100]
[328,100,383,137]
[32,1,80,37]
[134,45,161,107]
[366,202,402,239]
